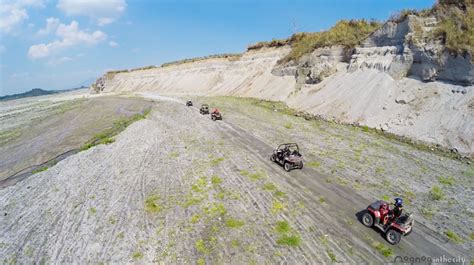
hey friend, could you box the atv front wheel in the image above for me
[270,154,276,162]
[284,163,291,172]
[386,229,401,245]
[298,161,303,169]
[362,212,374,227]
[404,222,414,236]
[212,116,216,121]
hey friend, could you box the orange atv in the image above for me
[211,108,222,121]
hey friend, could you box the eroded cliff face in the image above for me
[276,15,473,86]
[92,15,473,156]
[92,48,296,101]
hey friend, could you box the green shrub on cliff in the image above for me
[248,19,380,64]
[434,1,474,60]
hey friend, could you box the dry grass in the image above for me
[247,20,380,63]
[434,1,474,60]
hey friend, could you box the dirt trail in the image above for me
[0,96,471,264]
[207,103,468,261]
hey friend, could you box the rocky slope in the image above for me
[92,14,473,156]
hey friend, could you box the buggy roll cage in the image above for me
[276,143,299,152]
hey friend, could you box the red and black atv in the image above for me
[211,108,222,121]
[361,200,414,245]
[271,143,303,172]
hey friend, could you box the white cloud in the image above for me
[0,0,44,33]
[28,20,107,59]
[98,17,115,26]
[108,41,118,47]
[37,17,60,36]
[57,0,126,25]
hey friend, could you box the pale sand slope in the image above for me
[99,47,473,155]
[1,98,470,263]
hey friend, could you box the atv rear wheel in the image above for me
[362,212,374,227]
[386,229,401,245]
[284,162,291,172]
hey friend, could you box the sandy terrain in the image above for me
[0,91,153,182]
[97,47,473,155]
[1,94,471,264]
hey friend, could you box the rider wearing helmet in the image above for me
[386,198,403,224]
[392,198,403,218]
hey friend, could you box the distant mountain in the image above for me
[0,86,89,101]
[0,87,87,102]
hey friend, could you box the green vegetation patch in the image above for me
[274,220,301,247]
[438,176,456,185]
[249,20,380,64]
[306,161,321,168]
[211,175,222,185]
[225,218,245,229]
[372,242,393,257]
[204,202,227,217]
[430,185,444,200]
[445,230,463,243]
[89,207,97,214]
[161,53,242,68]
[276,235,301,247]
[132,251,143,260]
[271,200,286,214]
[240,169,266,181]
[463,166,474,177]
[190,214,201,224]
[274,190,286,197]
[195,239,209,254]
[327,249,337,262]
[191,176,208,193]
[434,1,474,62]
[210,157,225,166]
[32,166,49,174]
[275,221,291,234]
[280,20,380,63]
[80,108,151,151]
[263,182,277,191]
[145,194,162,213]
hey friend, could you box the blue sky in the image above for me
[0,0,435,96]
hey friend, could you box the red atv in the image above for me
[361,200,414,244]
[211,108,222,121]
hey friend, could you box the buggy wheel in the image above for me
[362,212,374,227]
[270,154,276,162]
[386,229,401,245]
[284,162,291,172]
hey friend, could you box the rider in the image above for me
[386,198,403,224]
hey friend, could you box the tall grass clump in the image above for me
[280,20,380,63]
[433,1,474,61]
